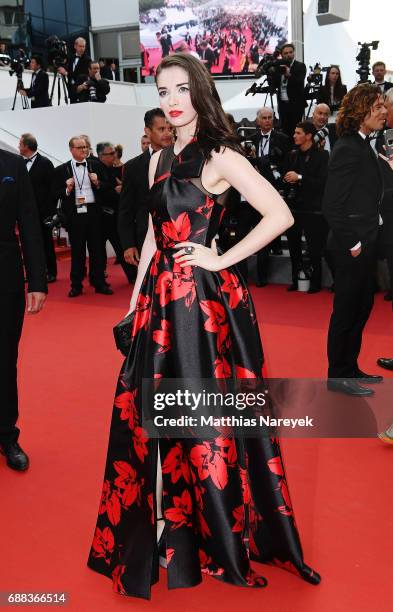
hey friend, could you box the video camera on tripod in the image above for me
[305,63,328,100]
[46,35,69,105]
[9,49,30,110]
[246,50,291,97]
[356,40,379,83]
[46,35,68,69]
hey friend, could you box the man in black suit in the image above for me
[19,56,50,108]
[250,106,291,285]
[58,37,91,104]
[312,103,337,153]
[18,133,57,282]
[375,89,393,371]
[199,41,216,73]
[96,141,135,283]
[272,43,306,139]
[52,135,113,297]
[372,61,393,95]
[0,148,47,471]
[118,108,173,267]
[322,84,386,395]
[74,61,110,104]
[283,121,329,293]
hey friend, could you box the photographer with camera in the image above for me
[312,103,337,152]
[250,107,291,285]
[282,120,329,293]
[96,142,135,284]
[271,43,307,139]
[74,60,110,103]
[57,37,91,104]
[316,65,347,117]
[52,136,113,297]
[19,56,50,109]
[18,133,57,283]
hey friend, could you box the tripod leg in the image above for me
[62,76,69,105]
[12,84,18,110]
[50,71,57,104]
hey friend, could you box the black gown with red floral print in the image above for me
[87,141,320,599]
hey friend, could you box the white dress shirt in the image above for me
[70,158,95,204]
[258,131,271,157]
[24,153,38,172]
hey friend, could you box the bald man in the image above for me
[58,37,91,103]
[312,103,337,152]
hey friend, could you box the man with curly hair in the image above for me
[323,84,386,396]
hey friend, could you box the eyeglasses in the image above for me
[72,146,89,150]
[101,151,115,156]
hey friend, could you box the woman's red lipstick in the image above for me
[169,110,183,117]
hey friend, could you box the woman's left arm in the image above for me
[175,148,293,271]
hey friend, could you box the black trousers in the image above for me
[286,212,329,289]
[0,291,25,445]
[278,101,304,139]
[67,207,106,290]
[102,212,136,283]
[327,245,377,378]
[41,221,57,278]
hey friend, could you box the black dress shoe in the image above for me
[0,442,29,471]
[95,286,114,295]
[47,274,57,283]
[354,369,383,384]
[327,379,374,396]
[377,358,393,371]
[384,291,392,301]
[287,283,298,292]
[68,288,82,298]
[307,287,321,294]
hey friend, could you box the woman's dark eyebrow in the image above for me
[175,82,189,86]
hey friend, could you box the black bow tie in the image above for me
[25,156,36,164]
[76,162,86,167]
[261,134,269,139]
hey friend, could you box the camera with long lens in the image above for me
[305,63,328,100]
[356,40,379,83]
[85,80,98,101]
[46,35,68,69]
[314,126,329,146]
[246,50,290,96]
[43,210,66,230]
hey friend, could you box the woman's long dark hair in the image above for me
[155,53,243,159]
[322,65,345,100]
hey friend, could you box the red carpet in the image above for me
[1,259,393,611]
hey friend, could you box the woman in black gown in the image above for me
[87,53,321,599]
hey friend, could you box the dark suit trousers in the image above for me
[278,102,304,139]
[327,245,376,378]
[286,212,329,288]
[41,222,57,277]
[67,207,105,290]
[0,291,25,444]
[102,212,136,283]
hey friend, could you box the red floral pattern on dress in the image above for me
[165,490,193,529]
[162,442,191,484]
[99,480,121,526]
[153,319,172,353]
[112,565,127,594]
[91,527,115,565]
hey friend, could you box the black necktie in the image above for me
[76,162,86,167]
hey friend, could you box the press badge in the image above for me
[77,205,88,213]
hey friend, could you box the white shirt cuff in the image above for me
[350,241,361,251]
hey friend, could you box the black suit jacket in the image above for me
[376,131,393,245]
[322,133,383,251]
[373,81,393,94]
[0,149,47,294]
[52,159,106,220]
[283,145,329,212]
[25,70,50,108]
[27,153,56,219]
[251,129,291,183]
[273,60,307,109]
[118,149,151,252]
[66,53,91,101]
[316,84,347,111]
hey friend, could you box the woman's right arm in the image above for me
[126,151,161,314]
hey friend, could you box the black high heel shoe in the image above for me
[157,517,167,568]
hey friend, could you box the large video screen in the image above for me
[139,0,289,77]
